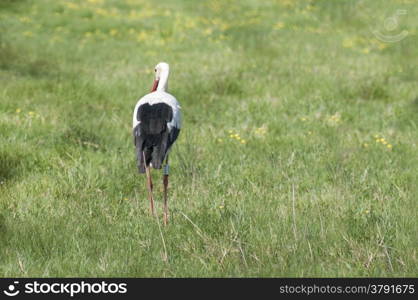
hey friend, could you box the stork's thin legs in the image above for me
[146,166,155,216]
[143,152,155,216]
[163,156,169,225]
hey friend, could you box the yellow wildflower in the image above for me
[19,17,32,23]
[342,38,355,48]
[274,22,285,30]
[136,31,148,42]
[65,2,80,10]
[203,28,213,36]
[378,43,388,50]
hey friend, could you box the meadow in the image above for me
[0,0,417,277]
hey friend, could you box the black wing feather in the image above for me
[167,127,180,151]
[133,103,179,173]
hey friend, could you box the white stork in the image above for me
[132,62,181,225]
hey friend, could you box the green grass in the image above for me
[0,0,417,277]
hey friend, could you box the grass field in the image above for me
[0,0,417,277]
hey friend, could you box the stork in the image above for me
[132,62,181,225]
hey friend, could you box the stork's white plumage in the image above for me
[132,91,181,136]
[132,62,181,224]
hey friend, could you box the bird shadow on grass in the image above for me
[210,71,244,96]
[0,151,25,182]
[179,67,244,102]
[0,0,27,11]
[412,97,418,108]
[0,149,48,186]
[56,125,105,154]
[339,77,390,102]
[393,96,418,131]
[0,213,10,255]
[0,213,6,236]
[0,39,61,79]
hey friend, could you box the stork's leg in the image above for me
[163,156,169,225]
[143,152,155,216]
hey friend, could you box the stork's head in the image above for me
[151,62,170,92]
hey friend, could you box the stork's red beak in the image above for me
[151,79,159,92]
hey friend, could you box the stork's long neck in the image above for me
[157,69,169,92]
